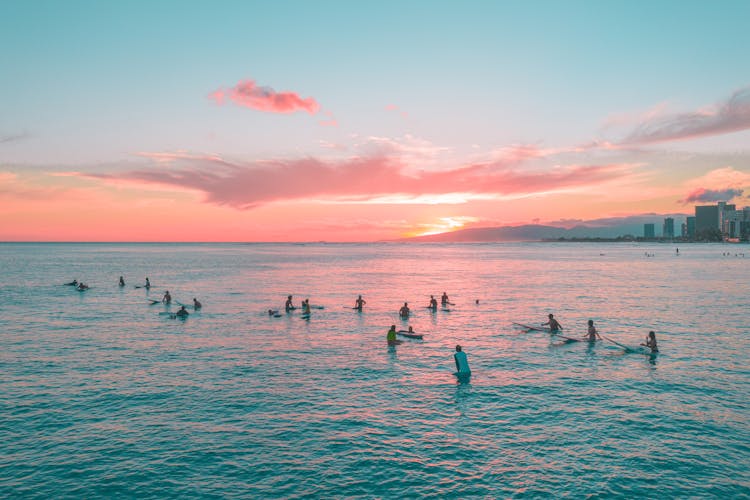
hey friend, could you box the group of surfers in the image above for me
[66,276,202,318]
[539,314,658,352]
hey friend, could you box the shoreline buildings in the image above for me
[644,201,749,242]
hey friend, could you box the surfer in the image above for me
[641,331,658,353]
[193,298,202,309]
[441,292,450,306]
[65,279,78,286]
[285,295,295,312]
[145,277,151,289]
[175,305,189,318]
[387,325,401,345]
[454,345,470,374]
[302,299,311,314]
[354,295,366,310]
[162,291,171,304]
[118,276,125,287]
[585,320,602,342]
[76,282,89,290]
[543,313,562,332]
[399,302,410,318]
[428,295,438,311]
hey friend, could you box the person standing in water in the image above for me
[441,292,450,306]
[543,313,562,332]
[162,290,171,304]
[585,320,602,342]
[399,302,410,318]
[387,325,401,345]
[454,345,470,374]
[641,331,659,352]
[302,299,311,314]
[119,276,125,287]
[354,295,366,311]
[285,295,295,312]
[428,295,438,311]
[145,277,151,289]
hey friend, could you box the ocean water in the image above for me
[1,242,748,498]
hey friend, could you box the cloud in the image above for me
[620,86,750,145]
[210,79,319,114]
[78,151,637,210]
[680,187,744,204]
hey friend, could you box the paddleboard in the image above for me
[397,331,423,339]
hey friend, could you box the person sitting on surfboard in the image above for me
[399,302,410,318]
[354,295,366,310]
[162,291,171,304]
[641,331,658,352]
[454,345,470,374]
[387,325,401,345]
[119,276,125,287]
[441,292,450,306]
[543,314,562,332]
[585,320,602,342]
[285,295,295,312]
[302,299,311,314]
[193,298,202,309]
[175,305,189,318]
[428,296,438,311]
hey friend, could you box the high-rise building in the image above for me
[695,205,719,233]
[686,216,696,239]
[663,217,675,238]
[644,223,655,238]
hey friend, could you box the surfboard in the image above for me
[512,322,553,333]
[554,334,584,342]
[397,331,423,339]
[310,305,325,310]
[441,308,451,312]
[148,299,162,305]
[603,336,654,354]
[301,313,311,319]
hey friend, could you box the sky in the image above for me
[1,0,749,241]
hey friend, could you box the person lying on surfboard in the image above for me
[585,320,602,342]
[543,313,562,332]
[641,331,658,352]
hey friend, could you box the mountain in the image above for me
[402,214,690,242]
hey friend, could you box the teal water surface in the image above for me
[1,242,749,498]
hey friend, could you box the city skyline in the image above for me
[1,1,750,241]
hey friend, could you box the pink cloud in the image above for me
[210,79,319,114]
[620,86,750,145]
[80,152,636,210]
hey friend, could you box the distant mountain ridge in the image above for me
[403,215,689,242]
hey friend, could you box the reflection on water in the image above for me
[0,242,748,498]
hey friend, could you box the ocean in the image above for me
[1,242,748,498]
